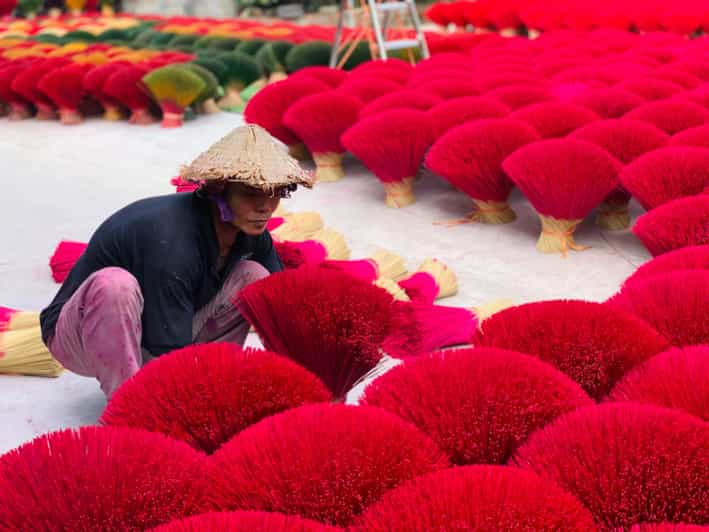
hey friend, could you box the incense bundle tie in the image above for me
[434,201,517,227]
[539,216,588,257]
[312,152,343,182]
[383,178,415,209]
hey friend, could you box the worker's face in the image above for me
[225,183,282,236]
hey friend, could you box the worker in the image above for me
[39,125,313,398]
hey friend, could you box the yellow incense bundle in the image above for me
[370,249,408,281]
[271,212,324,242]
[0,311,63,377]
[312,228,351,260]
[374,278,411,302]
[399,258,458,303]
[471,299,515,323]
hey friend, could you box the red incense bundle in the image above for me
[620,147,709,210]
[337,77,401,103]
[49,240,87,283]
[170,176,199,193]
[621,245,709,287]
[288,65,348,88]
[341,109,436,208]
[0,60,33,120]
[150,511,339,531]
[413,79,479,99]
[234,266,396,399]
[570,87,646,118]
[618,76,684,101]
[624,99,709,135]
[362,347,593,463]
[0,306,64,377]
[358,90,442,120]
[103,64,156,125]
[608,345,709,421]
[509,102,600,138]
[633,195,709,256]
[473,299,669,400]
[397,258,458,304]
[282,90,363,182]
[669,124,709,148]
[273,228,350,269]
[204,404,449,527]
[358,466,597,531]
[243,77,329,160]
[609,270,709,346]
[512,404,709,530]
[101,343,331,454]
[425,118,540,224]
[83,61,130,121]
[569,119,669,230]
[485,84,554,110]
[37,62,93,124]
[11,57,70,119]
[320,249,408,283]
[427,96,511,138]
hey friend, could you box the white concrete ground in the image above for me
[0,112,650,454]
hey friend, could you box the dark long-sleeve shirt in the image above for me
[40,191,282,356]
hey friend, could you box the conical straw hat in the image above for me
[181,124,314,191]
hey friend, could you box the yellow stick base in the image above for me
[218,87,244,110]
[103,105,124,121]
[596,200,631,231]
[313,152,344,182]
[383,178,415,208]
[537,215,587,257]
[472,199,517,224]
[268,71,288,83]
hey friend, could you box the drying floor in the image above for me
[0,112,651,454]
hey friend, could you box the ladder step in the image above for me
[375,1,409,12]
[382,38,420,51]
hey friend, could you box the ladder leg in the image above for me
[367,0,388,60]
[330,0,347,67]
[406,0,429,58]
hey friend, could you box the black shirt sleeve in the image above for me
[254,230,284,273]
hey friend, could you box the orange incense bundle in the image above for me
[83,61,130,121]
[341,109,436,208]
[397,258,457,304]
[282,90,362,182]
[425,118,540,224]
[244,77,329,160]
[502,138,622,255]
[37,62,93,125]
[0,306,64,377]
[11,57,70,119]
[103,64,156,125]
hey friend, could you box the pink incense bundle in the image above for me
[618,76,685,101]
[609,270,709,347]
[100,343,331,454]
[502,138,621,255]
[235,266,395,398]
[49,240,87,283]
[273,228,349,268]
[11,57,70,120]
[509,102,600,138]
[620,147,709,210]
[669,124,709,148]
[570,87,646,118]
[427,96,511,138]
[425,118,540,224]
[341,109,436,208]
[0,60,34,120]
[569,119,669,230]
[203,404,449,527]
[357,466,597,531]
[633,195,709,257]
[320,249,407,283]
[282,90,362,182]
[337,77,401,103]
[103,64,156,125]
[149,511,339,532]
[473,299,670,400]
[397,258,458,304]
[170,176,199,193]
[624,99,709,135]
[358,90,442,120]
[37,62,93,125]
[0,426,206,531]
[512,403,709,530]
[629,525,709,532]
[362,348,592,464]
[83,61,130,121]
[288,66,348,88]
[654,67,703,89]
[243,77,329,160]
[608,345,709,422]
[485,84,554,110]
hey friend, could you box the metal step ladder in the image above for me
[330,0,429,67]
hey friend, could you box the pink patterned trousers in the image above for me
[48,261,269,398]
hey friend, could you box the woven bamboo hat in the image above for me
[181,124,314,192]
